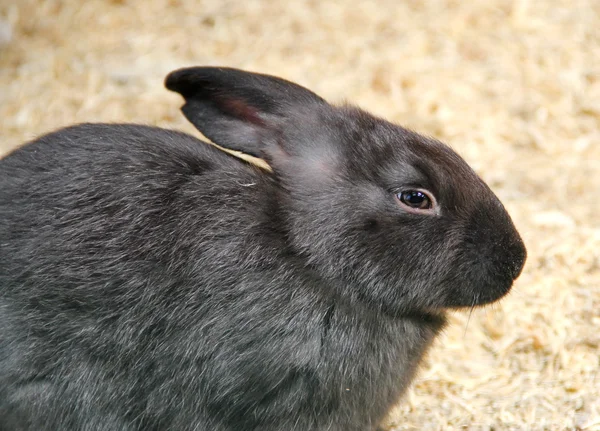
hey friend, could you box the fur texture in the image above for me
[0,67,526,431]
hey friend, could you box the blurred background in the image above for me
[0,0,598,429]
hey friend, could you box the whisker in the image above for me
[463,292,479,338]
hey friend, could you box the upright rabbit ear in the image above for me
[165,67,327,159]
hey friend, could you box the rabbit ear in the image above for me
[165,67,326,159]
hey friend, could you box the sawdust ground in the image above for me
[1,1,599,430]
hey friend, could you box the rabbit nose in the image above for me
[507,234,527,280]
[463,203,526,284]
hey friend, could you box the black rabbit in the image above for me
[0,67,526,431]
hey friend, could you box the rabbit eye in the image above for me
[396,190,434,211]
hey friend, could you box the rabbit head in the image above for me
[165,67,526,317]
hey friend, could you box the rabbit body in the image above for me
[0,67,526,431]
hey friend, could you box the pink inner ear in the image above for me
[219,97,266,127]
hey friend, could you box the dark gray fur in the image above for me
[0,67,526,431]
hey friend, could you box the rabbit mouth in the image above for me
[442,277,516,311]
